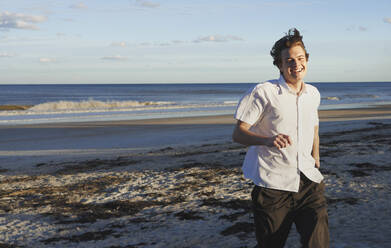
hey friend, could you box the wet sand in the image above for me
[1,105,391,247]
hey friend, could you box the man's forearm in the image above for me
[232,124,270,146]
[232,122,292,149]
[312,134,319,159]
[312,125,320,168]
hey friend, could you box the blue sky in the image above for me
[1,0,390,84]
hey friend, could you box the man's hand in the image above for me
[233,121,292,148]
[314,158,320,168]
[268,134,292,149]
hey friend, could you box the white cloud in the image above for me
[111,42,127,47]
[139,42,152,46]
[171,40,186,44]
[136,0,160,8]
[193,35,244,43]
[358,26,368,31]
[39,58,56,63]
[136,41,181,47]
[346,25,368,32]
[70,3,88,9]
[346,25,354,31]
[0,11,47,31]
[101,55,128,61]
[384,18,391,24]
[126,37,241,48]
[0,52,14,58]
[158,42,171,46]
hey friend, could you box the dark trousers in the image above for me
[251,174,329,248]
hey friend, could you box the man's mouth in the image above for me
[295,67,304,72]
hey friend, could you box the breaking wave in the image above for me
[323,97,340,101]
[322,94,379,101]
[223,101,239,105]
[28,100,174,112]
[342,94,379,99]
[0,100,238,121]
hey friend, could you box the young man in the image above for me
[232,28,329,248]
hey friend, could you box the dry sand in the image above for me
[1,106,391,247]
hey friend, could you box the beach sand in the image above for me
[1,106,391,247]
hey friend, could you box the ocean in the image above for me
[1,82,391,125]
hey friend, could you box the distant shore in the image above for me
[0,105,32,111]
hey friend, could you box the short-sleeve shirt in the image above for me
[234,75,323,192]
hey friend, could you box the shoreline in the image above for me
[0,106,390,175]
[319,104,391,121]
[1,104,391,128]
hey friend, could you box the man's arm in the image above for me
[312,125,320,168]
[232,120,291,149]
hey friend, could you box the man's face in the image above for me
[279,45,307,85]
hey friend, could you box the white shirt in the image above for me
[234,75,323,192]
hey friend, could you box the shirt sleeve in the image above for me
[234,85,267,126]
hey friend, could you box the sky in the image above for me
[0,0,391,84]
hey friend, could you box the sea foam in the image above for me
[0,99,238,125]
[323,96,340,101]
[29,100,174,112]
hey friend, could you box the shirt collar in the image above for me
[278,74,308,95]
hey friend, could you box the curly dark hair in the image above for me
[270,28,309,70]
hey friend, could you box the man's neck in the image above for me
[285,79,304,95]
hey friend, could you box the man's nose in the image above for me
[290,60,298,67]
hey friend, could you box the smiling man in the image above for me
[232,28,329,248]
